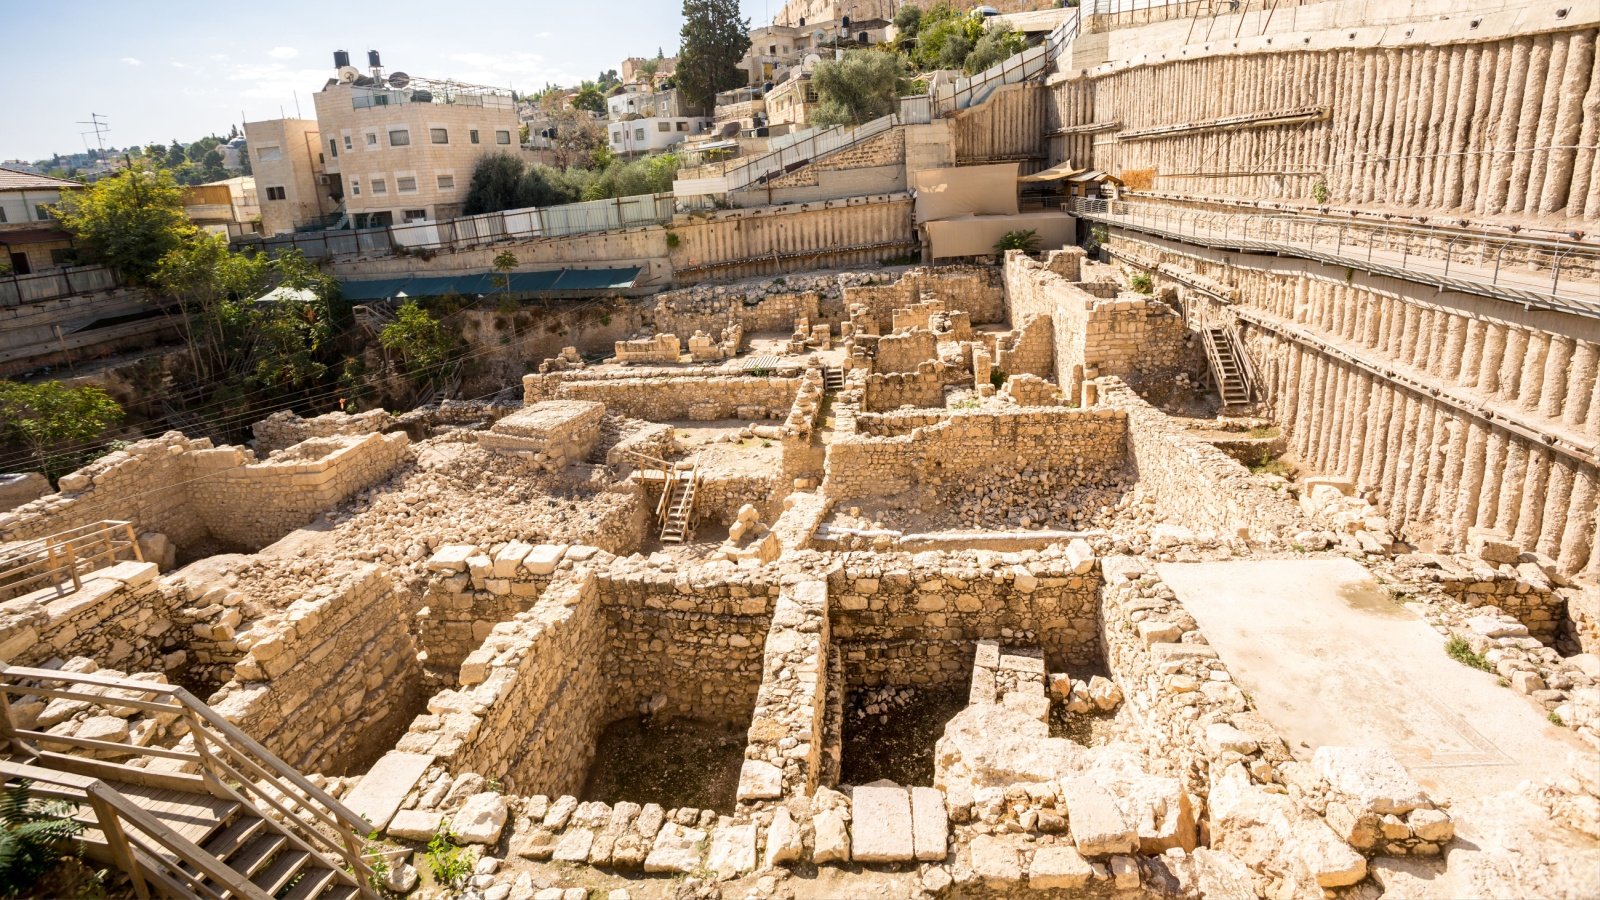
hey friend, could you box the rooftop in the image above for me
[0,166,83,192]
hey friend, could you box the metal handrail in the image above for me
[0,520,142,601]
[0,664,378,897]
[1070,197,1600,318]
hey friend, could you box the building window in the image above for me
[34,204,52,221]
[50,248,78,267]
[372,178,387,195]
[0,207,6,223]
[430,128,449,144]
[397,176,418,192]
[437,174,455,190]
[343,135,353,150]
[612,132,622,144]
[329,138,338,158]
[389,129,410,146]
[470,129,480,144]
[658,121,671,132]
[257,145,283,162]
[634,128,645,141]
[350,178,360,196]
[676,121,688,131]
[266,186,287,200]
[404,209,427,222]
[496,130,511,144]
[365,133,378,147]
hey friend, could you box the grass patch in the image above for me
[1130,273,1153,294]
[1549,711,1566,727]
[1246,425,1280,439]
[1250,457,1295,478]
[1445,635,1493,673]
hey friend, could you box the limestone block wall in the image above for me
[0,561,175,672]
[1101,378,1306,541]
[827,554,1102,688]
[691,473,782,527]
[187,433,410,551]
[653,288,820,337]
[251,409,397,455]
[843,267,1006,332]
[862,363,948,412]
[523,372,801,422]
[993,314,1055,380]
[0,434,214,549]
[825,406,1128,501]
[595,567,776,724]
[874,329,940,374]
[1119,232,1598,578]
[416,545,562,674]
[401,569,609,796]
[476,401,605,470]
[208,564,423,776]
[1049,9,1600,226]
[743,579,830,800]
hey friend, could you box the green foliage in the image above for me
[964,22,1027,74]
[893,4,922,34]
[664,230,681,249]
[676,0,751,109]
[1311,178,1330,205]
[570,82,607,114]
[1130,272,1153,294]
[52,167,196,283]
[0,382,124,480]
[463,153,677,216]
[1246,425,1280,439]
[994,229,1041,254]
[1549,711,1566,726]
[1248,448,1294,478]
[1445,635,1494,672]
[0,780,85,897]
[380,301,458,378]
[424,826,472,887]
[813,51,911,127]
[492,250,518,296]
[907,3,986,71]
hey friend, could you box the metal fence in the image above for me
[932,12,1080,115]
[0,265,119,308]
[1070,197,1600,319]
[240,193,676,260]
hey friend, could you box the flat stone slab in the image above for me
[341,751,435,830]
[643,823,706,874]
[851,785,915,862]
[1060,777,1136,857]
[910,786,947,861]
[1313,746,1429,815]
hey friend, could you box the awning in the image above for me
[1017,162,1088,183]
[339,267,643,302]
[911,163,1020,221]
[924,211,1075,259]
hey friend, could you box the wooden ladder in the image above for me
[659,463,699,544]
[822,366,845,392]
[1204,325,1253,407]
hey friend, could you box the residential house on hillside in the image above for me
[182,176,262,238]
[606,88,711,157]
[0,167,83,275]
[243,118,333,236]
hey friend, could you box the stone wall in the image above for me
[188,433,411,551]
[252,409,397,455]
[0,561,174,672]
[874,329,939,374]
[843,267,1006,332]
[825,406,1128,501]
[993,314,1055,380]
[0,473,49,513]
[827,551,1102,688]
[863,363,948,412]
[476,401,605,471]
[417,543,570,673]
[1101,378,1304,541]
[208,563,423,776]
[524,371,801,422]
[739,578,830,803]
[654,288,821,337]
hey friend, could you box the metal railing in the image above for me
[719,114,903,193]
[933,12,1080,115]
[0,520,142,603]
[0,265,119,307]
[240,193,676,260]
[1071,197,1600,319]
[0,664,378,898]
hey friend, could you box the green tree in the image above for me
[893,4,923,35]
[52,167,195,283]
[964,22,1027,74]
[907,3,985,71]
[676,0,750,109]
[0,382,124,479]
[492,250,518,299]
[570,82,606,115]
[812,51,909,127]
[380,301,457,378]
[462,153,531,215]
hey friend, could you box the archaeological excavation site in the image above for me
[3,1,1600,898]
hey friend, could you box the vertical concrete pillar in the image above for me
[1565,341,1598,430]
[1517,332,1549,414]
[1538,336,1574,422]
[1498,327,1528,401]
[1559,464,1596,575]
[1478,323,1508,394]
[1477,429,1508,529]
[1484,37,1532,215]
[1513,446,1551,550]
[1540,32,1595,213]
[1405,399,1437,522]
[1451,423,1489,545]
[1459,318,1485,388]
[1525,35,1568,212]
[1507,35,1553,214]
[1572,45,1600,219]
[1497,440,1529,536]
[1538,458,1575,562]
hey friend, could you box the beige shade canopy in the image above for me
[912,163,1021,221]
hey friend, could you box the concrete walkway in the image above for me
[1158,558,1600,896]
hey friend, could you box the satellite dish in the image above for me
[388,71,410,89]
[803,53,823,69]
[337,65,361,83]
[640,106,656,117]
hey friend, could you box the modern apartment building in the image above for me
[309,51,520,228]
[0,167,83,275]
[605,88,712,157]
[243,118,334,236]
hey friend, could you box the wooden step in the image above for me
[252,848,311,896]
[201,815,268,863]
[278,863,339,900]
[226,831,289,879]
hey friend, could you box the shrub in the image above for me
[1445,635,1493,672]
[1,780,85,897]
[425,826,472,887]
[994,229,1040,254]
[1130,272,1153,294]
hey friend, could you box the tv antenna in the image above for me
[77,113,110,152]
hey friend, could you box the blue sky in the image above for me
[0,0,774,162]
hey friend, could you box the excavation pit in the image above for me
[580,714,748,813]
[839,685,967,787]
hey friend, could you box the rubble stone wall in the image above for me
[825,407,1128,501]
[0,562,174,672]
[828,556,1102,688]
[843,267,1006,332]
[252,409,397,455]
[993,314,1055,379]
[863,363,947,412]
[209,564,423,776]
[523,372,801,422]
[1102,378,1303,540]
[874,329,940,374]
[653,288,821,337]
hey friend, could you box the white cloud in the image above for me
[121,57,143,66]
[268,46,299,60]
[536,31,553,39]
[171,61,188,68]
[443,51,575,89]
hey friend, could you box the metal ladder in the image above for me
[1203,325,1253,406]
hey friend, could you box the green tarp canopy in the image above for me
[339,266,642,301]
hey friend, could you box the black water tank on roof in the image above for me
[334,50,350,68]
[368,50,382,68]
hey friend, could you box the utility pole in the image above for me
[76,113,110,153]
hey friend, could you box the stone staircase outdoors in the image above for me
[0,664,379,899]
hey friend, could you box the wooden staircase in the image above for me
[0,665,379,899]
[1203,325,1254,407]
[822,366,845,392]
[659,464,700,544]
